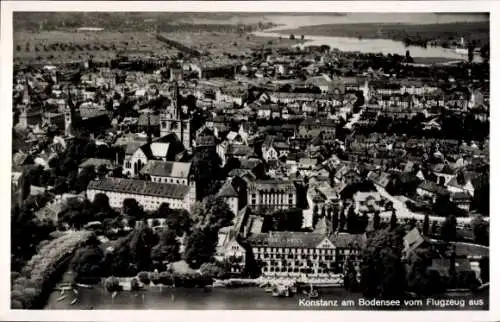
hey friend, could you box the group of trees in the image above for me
[357,111,489,142]
[18,137,121,197]
[359,227,407,298]
[191,149,224,199]
[11,230,95,309]
[11,203,56,272]
[184,196,234,269]
[261,208,304,232]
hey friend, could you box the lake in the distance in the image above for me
[251,13,488,61]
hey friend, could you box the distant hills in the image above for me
[14,12,346,32]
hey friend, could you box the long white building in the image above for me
[86,177,196,211]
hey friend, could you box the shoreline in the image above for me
[271,21,489,45]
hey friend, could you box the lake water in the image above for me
[251,13,487,61]
[45,286,488,310]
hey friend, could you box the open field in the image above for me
[14,29,303,65]
[159,31,303,56]
[14,31,180,65]
[276,22,490,47]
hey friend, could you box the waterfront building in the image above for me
[86,177,196,211]
[248,232,366,277]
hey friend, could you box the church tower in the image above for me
[18,78,30,129]
[64,88,81,137]
[160,81,192,150]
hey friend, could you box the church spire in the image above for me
[147,111,152,144]
[172,80,180,118]
[22,76,30,106]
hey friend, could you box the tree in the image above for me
[104,276,121,293]
[440,215,457,242]
[200,262,229,279]
[422,214,430,236]
[122,198,144,221]
[373,211,381,230]
[332,209,339,232]
[137,271,150,285]
[74,165,96,192]
[339,209,346,232]
[183,227,218,269]
[92,193,112,219]
[467,40,476,64]
[97,164,109,177]
[71,242,104,284]
[203,196,234,231]
[346,207,358,233]
[480,43,489,63]
[151,227,180,266]
[160,205,192,236]
[289,34,295,40]
[479,256,489,284]
[313,204,319,217]
[430,221,438,236]
[359,227,406,298]
[344,257,359,292]
[406,247,445,295]
[471,215,489,246]
[390,209,398,230]
[360,213,369,232]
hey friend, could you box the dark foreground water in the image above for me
[45,286,489,310]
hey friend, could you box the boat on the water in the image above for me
[70,298,78,305]
[307,283,319,299]
[76,283,93,289]
[271,284,291,297]
[56,295,67,302]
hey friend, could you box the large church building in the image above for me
[160,81,193,150]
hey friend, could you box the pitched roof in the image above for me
[150,142,170,158]
[247,180,296,193]
[124,141,146,155]
[248,231,366,249]
[141,160,191,178]
[248,232,327,248]
[404,228,425,251]
[138,113,160,126]
[217,180,239,198]
[79,158,114,169]
[418,181,449,196]
[87,177,190,199]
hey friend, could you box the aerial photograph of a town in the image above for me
[9,9,490,311]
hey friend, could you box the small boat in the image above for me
[76,283,93,289]
[307,283,319,299]
[70,298,78,305]
[264,283,273,293]
[272,284,291,297]
[111,291,118,299]
[56,295,67,302]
